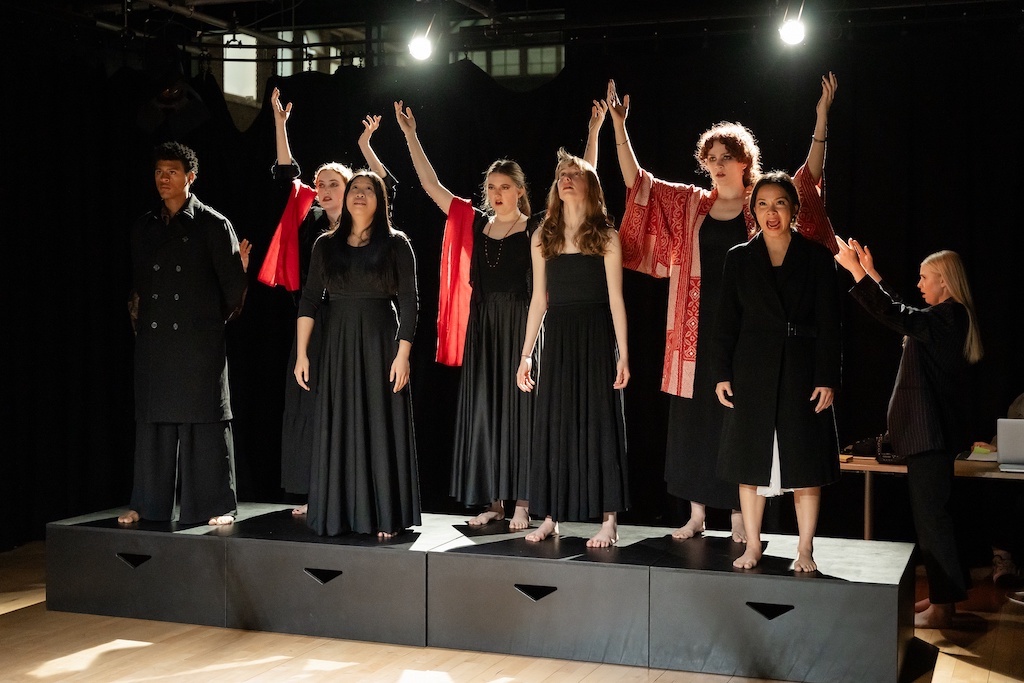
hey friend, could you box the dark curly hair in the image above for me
[154,141,199,175]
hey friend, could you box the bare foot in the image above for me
[525,518,557,542]
[291,504,308,516]
[587,519,618,548]
[208,515,235,526]
[915,597,931,613]
[467,503,504,526]
[672,517,705,540]
[793,548,817,572]
[733,547,762,569]
[509,505,530,530]
[915,602,954,629]
[117,510,140,524]
[377,530,396,539]
[730,510,747,543]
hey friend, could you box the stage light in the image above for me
[779,19,806,44]
[409,13,436,61]
[409,35,433,60]
[779,0,807,45]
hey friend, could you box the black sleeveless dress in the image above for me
[449,210,534,506]
[664,213,748,511]
[529,252,629,521]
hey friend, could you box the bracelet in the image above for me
[521,354,532,358]
[811,135,827,143]
[616,138,630,146]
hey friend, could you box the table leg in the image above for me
[863,471,874,541]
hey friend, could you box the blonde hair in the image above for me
[538,149,615,259]
[922,250,983,363]
[313,162,354,186]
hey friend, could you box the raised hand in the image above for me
[833,236,866,279]
[589,99,608,133]
[816,71,838,118]
[850,238,880,281]
[605,79,629,125]
[393,100,417,135]
[359,114,382,146]
[271,87,292,125]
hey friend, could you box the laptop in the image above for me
[996,418,1024,473]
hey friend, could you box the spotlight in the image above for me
[409,35,433,60]
[409,13,436,61]
[779,0,807,45]
[779,19,806,44]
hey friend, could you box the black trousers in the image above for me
[130,421,237,525]
[906,449,969,604]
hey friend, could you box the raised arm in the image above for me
[358,114,389,180]
[805,72,837,183]
[605,79,640,189]
[271,87,295,165]
[394,100,455,215]
[583,99,607,170]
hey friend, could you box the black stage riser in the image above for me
[46,509,914,683]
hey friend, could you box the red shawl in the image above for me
[257,179,317,291]
[619,164,836,398]
[436,197,476,366]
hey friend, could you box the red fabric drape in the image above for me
[257,179,317,291]
[435,197,475,366]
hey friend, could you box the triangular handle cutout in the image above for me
[116,552,152,569]
[304,568,343,585]
[746,601,794,620]
[514,584,557,602]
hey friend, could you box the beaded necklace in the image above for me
[484,212,523,268]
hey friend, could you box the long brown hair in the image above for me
[921,250,984,363]
[538,149,615,259]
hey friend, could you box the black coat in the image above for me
[711,231,841,488]
[849,278,971,457]
[131,193,248,423]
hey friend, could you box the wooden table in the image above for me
[839,456,1024,540]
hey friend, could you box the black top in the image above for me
[298,232,419,343]
[546,252,609,306]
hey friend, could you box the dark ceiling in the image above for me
[42,0,1022,59]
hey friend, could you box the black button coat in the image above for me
[131,193,248,423]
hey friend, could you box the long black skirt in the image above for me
[306,298,421,536]
[529,302,629,521]
[449,292,532,506]
[280,308,322,495]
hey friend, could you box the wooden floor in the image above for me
[2,541,1022,683]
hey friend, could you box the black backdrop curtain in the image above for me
[3,9,1021,551]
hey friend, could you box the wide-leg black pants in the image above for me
[129,421,237,524]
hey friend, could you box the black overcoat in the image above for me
[711,231,841,488]
[131,193,248,423]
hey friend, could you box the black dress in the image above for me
[276,163,398,495]
[279,207,329,495]
[529,252,629,521]
[664,214,747,510]
[299,232,421,536]
[449,211,534,506]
